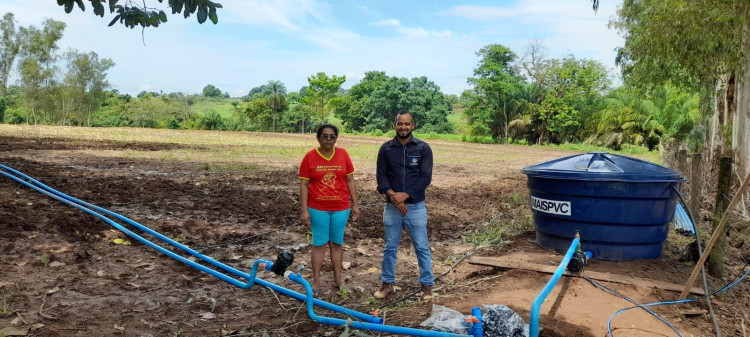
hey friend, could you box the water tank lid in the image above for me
[521,152,684,182]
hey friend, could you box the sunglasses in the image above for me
[320,134,338,140]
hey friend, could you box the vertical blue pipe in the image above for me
[471,307,483,337]
[529,238,580,337]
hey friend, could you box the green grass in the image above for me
[0,291,11,317]
[463,199,534,246]
[446,111,469,134]
[190,100,236,118]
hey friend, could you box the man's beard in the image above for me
[397,130,412,139]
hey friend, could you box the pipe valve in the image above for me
[271,250,294,276]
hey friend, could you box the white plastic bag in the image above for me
[420,304,473,334]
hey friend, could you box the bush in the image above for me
[5,109,25,124]
[199,110,225,130]
[165,117,181,129]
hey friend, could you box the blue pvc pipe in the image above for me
[0,164,383,324]
[287,273,475,337]
[471,307,483,337]
[256,262,382,324]
[529,238,580,337]
[0,163,251,279]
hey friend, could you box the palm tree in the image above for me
[596,88,663,150]
[264,80,286,132]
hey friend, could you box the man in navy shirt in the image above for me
[373,110,434,301]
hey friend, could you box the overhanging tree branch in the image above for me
[56,0,222,29]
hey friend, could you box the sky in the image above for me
[3,0,624,97]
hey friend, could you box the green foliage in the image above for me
[238,98,272,131]
[612,0,749,91]
[0,13,21,95]
[202,84,223,98]
[446,112,468,134]
[102,93,193,128]
[264,80,287,132]
[465,44,524,140]
[198,109,224,130]
[304,72,346,124]
[62,50,115,126]
[588,85,701,151]
[336,285,349,300]
[336,71,452,134]
[0,96,5,123]
[531,56,610,143]
[4,107,24,124]
[463,202,533,246]
[56,0,223,28]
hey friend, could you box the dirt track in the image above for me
[0,129,745,337]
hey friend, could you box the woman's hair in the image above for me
[316,123,339,137]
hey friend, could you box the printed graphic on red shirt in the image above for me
[299,148,354,211]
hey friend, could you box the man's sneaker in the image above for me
[421,285,433,301]
[374,283,393,299]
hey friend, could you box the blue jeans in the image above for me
[381,201,434,286]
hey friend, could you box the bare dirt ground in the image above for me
[1,129,748,337]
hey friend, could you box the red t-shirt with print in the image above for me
[299,147,354,211]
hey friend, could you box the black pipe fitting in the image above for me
[271,250,295,276]
[566,250,588,273]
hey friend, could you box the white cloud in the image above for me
[447,0,599,21]
[220,0,330,31]
[371,18,453,38]
[372,19,400,27]
[447,5,518,20]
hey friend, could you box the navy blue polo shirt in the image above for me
[376,136,433,204]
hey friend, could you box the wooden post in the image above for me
[690,153,703,222]
[707,157,733,278]
[677,149,688,177]
[680,168,750,299]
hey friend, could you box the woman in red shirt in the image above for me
[299,124,360,295]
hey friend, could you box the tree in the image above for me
[65,50,115,126]
[335,71,452,133]
[0,13,21,96]
[593,87,663,150]
[334,71,387,131]
[201,84,222,97]
[244,84,268,101]
[56,0,222,29]
[17,19,66,124]
[403,76,453,134]
[303,72,346,124]
[465,44,524,140]
[612,0,750,168]
[240,97,272,131]
[612,0,750,277]
[531,56,609,143]
[518,38,549,103]
[264,80,287,132]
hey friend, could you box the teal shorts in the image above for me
[308,207,350,246]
